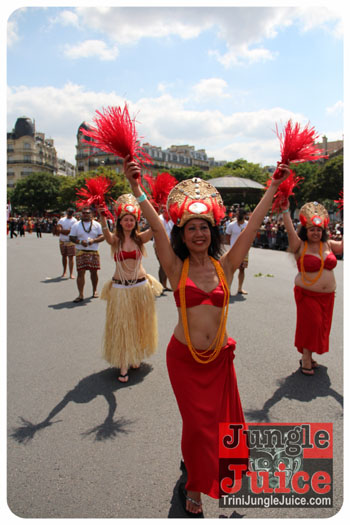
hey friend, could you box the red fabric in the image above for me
[294,286,335,355]
[297,253,337,273]
[173,277,226,308]
[166,335,247,499]
[114,250,142,262]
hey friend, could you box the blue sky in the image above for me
[5,2,344,166]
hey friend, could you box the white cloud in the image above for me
[7,83,315,166]
[64,40,119,61]
[326,100,344,116]
[7,19,19,47]
[49,9,80,28]
[48,6,343,67]
[191,78,231,101]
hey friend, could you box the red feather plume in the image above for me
[266,170,303,213]
[76,176,114,220]
[143,172,177,211]
[80,104,153,175]
[334,190,343,211]
[273,120,328,179]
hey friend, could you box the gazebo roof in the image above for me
[209,176,264,190]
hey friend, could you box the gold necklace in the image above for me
[179,257,230,364]
[300,241,324,286]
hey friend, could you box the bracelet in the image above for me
[282,209,290,214]
[136,192,147,203]
[102,226,108,230]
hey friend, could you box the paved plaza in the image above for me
[7,233,344,519]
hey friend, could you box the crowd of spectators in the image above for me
[8,209,343,259]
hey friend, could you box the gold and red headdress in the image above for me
[299,202,329,229]
[167,178,225,227]
[114,194,141,221]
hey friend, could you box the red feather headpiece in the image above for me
[76,176,114,220]
[273,119,328,179]
[143,172,178,212]
[79,104,153,175]
[167,178,225,227]
[334,190,343,212]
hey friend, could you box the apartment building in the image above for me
[75,122,226,174]
[7,117,58,187]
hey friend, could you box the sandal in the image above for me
[118,372,129,383]
[178,482,204,518]
[299,362,314,376]
[73,297,84,303]
[300,359,318,371]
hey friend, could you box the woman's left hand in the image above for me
[124,155,141,187]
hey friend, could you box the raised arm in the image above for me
[97,208,118,247]
[221,164,290,274]
[123,157,181,279]
[281,201,302,254]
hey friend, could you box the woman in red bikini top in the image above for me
[98,194,153,284]
[282,200,343,375]
[124,156,290,516]
[97,194,158,383]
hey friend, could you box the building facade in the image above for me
[7,117,58,187]
[75,122,226,174]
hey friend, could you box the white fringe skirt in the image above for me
[100,275,163,369]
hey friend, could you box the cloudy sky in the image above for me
[5,2,344,167]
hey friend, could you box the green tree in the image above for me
[292,155,343,210]
[165,166,208,182]
[208,159,267,184]
[10,172,62,214]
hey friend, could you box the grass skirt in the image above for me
[100,275,163,369]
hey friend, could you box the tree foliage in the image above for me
[10,172,62,214]
[291,155,343,212]
[208,159,268,184]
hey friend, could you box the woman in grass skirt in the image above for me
[98,194,163,382]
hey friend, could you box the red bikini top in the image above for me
[174,277,225,308]
[114,250,142,262]
[297,252,337,272]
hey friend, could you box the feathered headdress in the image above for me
[114,194,141,221]
[299,202,329,229]
[76,176,114,220]
[167,178,225,227]
[143,172,178,212]
[79,104,153,175]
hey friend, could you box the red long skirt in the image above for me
[294,285,335,355]
[166,335,245,499]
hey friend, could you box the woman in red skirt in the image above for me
[124,157,290,516]
[282,201,343,375]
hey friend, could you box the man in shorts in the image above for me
[69,207,104,303]
[57,208,77,278]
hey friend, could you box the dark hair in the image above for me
[115,216,144,254]
[298,226,329,242]
[170,221,223,261]
[237,208,246,222]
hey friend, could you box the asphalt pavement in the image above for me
[6,233,344,520]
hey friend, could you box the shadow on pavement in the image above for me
[245,365,343,422]
[229,294,247,304]
[9,364,152,444]
[48,298,93,309]
[41,276,68,283]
